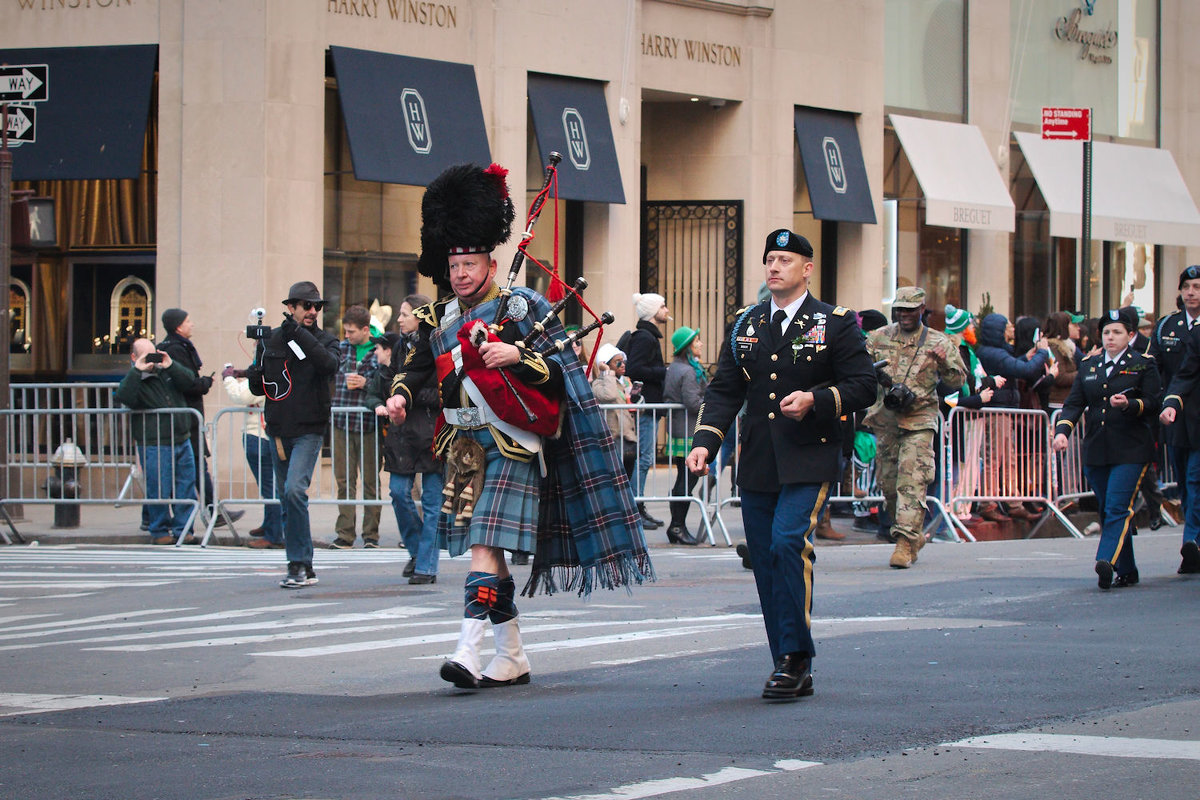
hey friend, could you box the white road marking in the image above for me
[593,642,759,666]
[0,692,166,717]
[533,759,819,800]
[947,733,1200,761]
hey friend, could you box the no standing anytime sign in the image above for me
[1041,107,1092,141]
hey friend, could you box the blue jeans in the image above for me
[139,440,197,540]
[635,406,656,498]
[740,482,828,662]
[244,433,284,544]
[272,433,322,565]
[1085,462,1145,578]
[390,471,443,576]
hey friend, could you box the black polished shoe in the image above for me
[1112,570,1140,588]
[439,660,478,689]
[402,558,416,578]
[408,573,437,585]
[638,504,664,530]
[1179,541,1200,574]
[213,509,245,528]
[666,524,700,546]
[762,653,813,700]
[1095,560,1114,591]
[735,543,753,570]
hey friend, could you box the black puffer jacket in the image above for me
[159,331,213,427]
[365,336,440,474]
[247,318,339,438]
[623,320,667,403]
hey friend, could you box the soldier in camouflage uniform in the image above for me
[865,286,966,568]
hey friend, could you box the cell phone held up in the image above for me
[246,307,271,340]
[144,352,165,364]
[629,380,644,402]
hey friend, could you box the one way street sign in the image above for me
[0,65,48,103]
[4,105,36,145]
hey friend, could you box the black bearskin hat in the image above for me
[417,163,516,293]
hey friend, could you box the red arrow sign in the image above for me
[1042,107,1091,141]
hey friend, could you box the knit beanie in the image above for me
[944,304,971,335]
[596,343,626,365]
[162,308,188,334]
[633,293,666,321]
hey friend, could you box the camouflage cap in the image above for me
[892,286,926,309]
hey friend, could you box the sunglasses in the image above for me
[290,300,324,311]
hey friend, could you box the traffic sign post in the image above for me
[1043,107,1093,316]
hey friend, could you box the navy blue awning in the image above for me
[0,45,157,181]
[527,73,624,204]
[329,46,491,186]
[793,106,876,224]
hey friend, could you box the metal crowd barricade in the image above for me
[10,381,121,412]
[0,406,205,545]
[944,406,1082,539]
[600,401,725,546]
[208,405,388,543]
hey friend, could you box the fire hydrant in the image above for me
[46,439,88,528]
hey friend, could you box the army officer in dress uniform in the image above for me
[686,228,876,700]
[1053,308,1161,591]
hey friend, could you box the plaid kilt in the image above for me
[430,288,655,597]
[438,427,539,557]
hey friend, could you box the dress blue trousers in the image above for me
[1085,462,1145,579]
[1182,447,1200,547]
[740,482,829,662]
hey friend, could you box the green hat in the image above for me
[892,286,926,309]
[1068,312,1085,324]
[671,326,700,354]
[943,304,971,334]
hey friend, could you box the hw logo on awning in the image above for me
[822,136,847,194]
[402,88,432,155]
[562,107,590,171]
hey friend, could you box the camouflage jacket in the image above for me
[865,323,966,431]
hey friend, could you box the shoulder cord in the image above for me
[729,306,758,367]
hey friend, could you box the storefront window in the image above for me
[884,0,964,116]
[1009,0,1157,141]
[70,259,155,372]
[1107,241,1156,315]
[882,128,965,325]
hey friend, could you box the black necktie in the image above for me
[773,309,787,339]
[1105,360,1115,376]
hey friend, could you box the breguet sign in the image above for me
[1053,2,1117,64]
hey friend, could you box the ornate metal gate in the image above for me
[641,201,743,366]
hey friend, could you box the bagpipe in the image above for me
[461,152,619,430]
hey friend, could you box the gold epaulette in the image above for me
[833,306,850,316]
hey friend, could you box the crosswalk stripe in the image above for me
[0,693,166,718]
[946,733,1200,761]
[536,759,819,800]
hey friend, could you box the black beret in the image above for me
[1180,265,1200,289]
[762,228,813,263]
[1101,307,1137,333]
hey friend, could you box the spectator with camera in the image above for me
[865,286,966,569]
[247,281,340,589]
[115,339,200,545]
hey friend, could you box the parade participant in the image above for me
[685,228,876,700]
[1054,308,1161,590]
[246,281,340,589]
[865,286,966,568]
[385,162,652,690]
[1155,265,1200,571]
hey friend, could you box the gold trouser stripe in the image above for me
[1109,463,1150,566]
[802,482,830,631]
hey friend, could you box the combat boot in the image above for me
[910,533,926,564]
[888,537,912,569]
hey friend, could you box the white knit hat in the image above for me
[596,343,626,365]
[633,292,666,321]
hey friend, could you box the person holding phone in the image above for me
[1053,308,1161,590]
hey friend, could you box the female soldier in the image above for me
[1052,308,1161,590]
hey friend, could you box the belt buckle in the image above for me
[458,407,482,427]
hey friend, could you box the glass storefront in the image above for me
[884,0,964,116]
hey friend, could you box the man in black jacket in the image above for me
[160,308,243,530]
[624,291,670,530]
[247,281,340,589]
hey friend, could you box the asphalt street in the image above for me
[0,527,1197,800]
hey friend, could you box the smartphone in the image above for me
[629,380,644,402]
[145,352,164,363]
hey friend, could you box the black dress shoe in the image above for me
[1149,516,1165,531]
[408,573,437,585]
[762,653,813,700]
[213,509,245,528]
[735,543,753,570]
[638,504,663,530]
[1112,570,1139,588]
[1095,560,1114,591]
[1179,541,1200,574]
[439,660,478,689]
[402,558,416,578]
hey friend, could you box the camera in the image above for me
[246,307,270,340]
[144,352,164,364]
[883,383,916,411]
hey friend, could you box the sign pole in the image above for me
[0,103,12,514]
[1081,137,1092,316]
